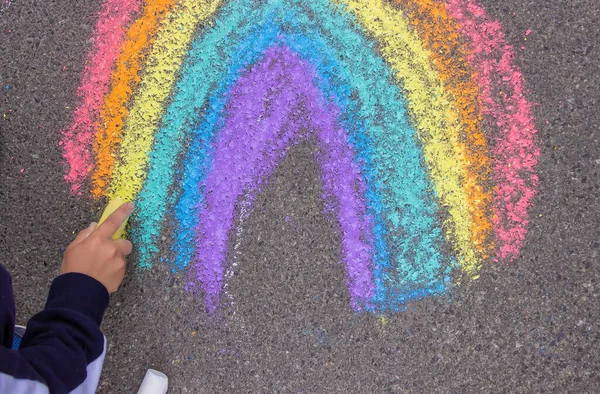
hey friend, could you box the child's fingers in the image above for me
[115,239,133,256]
[95,202,134,239]
[71,222,98,246]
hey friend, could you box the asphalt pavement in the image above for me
[0,0,598,392]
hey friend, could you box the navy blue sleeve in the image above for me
[0,265,16,349]
[0,269,109,394]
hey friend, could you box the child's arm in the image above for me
[0,203,133,394]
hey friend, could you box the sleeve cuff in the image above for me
[45,273,110,326]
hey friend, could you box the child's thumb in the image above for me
[72,222,98,245]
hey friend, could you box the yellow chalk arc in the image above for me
[108,0,220,203]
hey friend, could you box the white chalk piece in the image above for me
[136,369,169,394]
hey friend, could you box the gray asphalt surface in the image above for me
[1,0,599,392]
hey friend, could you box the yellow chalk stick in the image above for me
[98,196,129,240]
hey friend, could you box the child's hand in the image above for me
[60,203,134,293]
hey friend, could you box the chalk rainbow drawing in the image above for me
[61,0,539,313]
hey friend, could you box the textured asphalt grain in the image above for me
[1,0,599,392]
